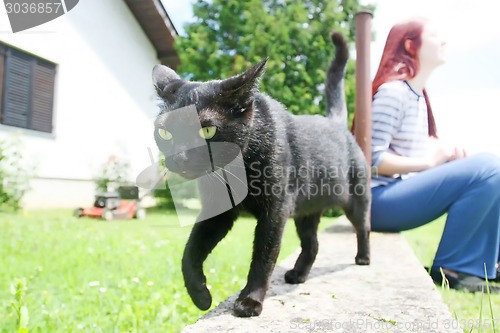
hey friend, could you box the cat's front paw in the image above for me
[185,281,212,310]
[355,255,370,265]
[284,269,307,284]
[233,297,263,317]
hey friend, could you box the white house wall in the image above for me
[0,0,163,209]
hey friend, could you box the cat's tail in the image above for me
[325,31,349,125]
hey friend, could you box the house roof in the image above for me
[124,0,181,69]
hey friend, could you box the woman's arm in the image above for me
[376,140,462,176]
[377,153,432,175]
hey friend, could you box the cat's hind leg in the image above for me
[182,209,238,310]
[343,192,371,265]
[284,212,322,284]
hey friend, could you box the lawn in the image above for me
[403,216,500,332]
[0,209,334,332]
[1,210,498,332]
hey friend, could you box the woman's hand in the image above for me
[451,145,467,160]
[428,139,467,167]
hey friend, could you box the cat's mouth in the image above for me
[179,170,199,180]
[162,142,242,181]
[164,160,208,180]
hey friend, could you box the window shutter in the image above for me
[1,46,55,133]
[0,44,5,117]
[2,48,32,129]
[31,59,55,133]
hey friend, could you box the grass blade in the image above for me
[484,264,496,333]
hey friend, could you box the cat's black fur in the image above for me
[152,32,370,317]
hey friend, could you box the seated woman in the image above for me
[365,18,500,292]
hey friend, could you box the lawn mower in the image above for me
[74,186,146,221]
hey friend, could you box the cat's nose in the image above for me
[172,152,188,168]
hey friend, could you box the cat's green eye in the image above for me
[158,128,173,141]
[199,126,217,140]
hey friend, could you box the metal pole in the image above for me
[354,11,373,168]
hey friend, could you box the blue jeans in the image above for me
[371,153,500,279]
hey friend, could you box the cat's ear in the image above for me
[220,57,268,93]
[152,64,181,92]
[217,57,268,114]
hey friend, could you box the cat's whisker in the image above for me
[212,166,248,188]
[200,171,221,198]
[205,169,247,203]
[208,170,228,186]
[212,163,245,171]
[205,170,227,188]
[203,170,218,185]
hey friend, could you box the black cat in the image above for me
[152,32,370,317]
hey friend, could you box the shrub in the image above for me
[94,155,131,193]
[0,134,31,211]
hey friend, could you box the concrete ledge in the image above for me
[184,217,460,333]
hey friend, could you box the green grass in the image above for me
[0,209,337,332]
[403,216,500,333]
[3,210,498,332]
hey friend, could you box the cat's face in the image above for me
[152,59,267,179]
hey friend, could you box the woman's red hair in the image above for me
[353,18,437,138]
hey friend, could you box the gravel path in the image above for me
[184,217,460,333]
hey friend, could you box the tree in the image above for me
[175,0,374,120]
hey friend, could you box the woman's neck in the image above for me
[406,66,434,93]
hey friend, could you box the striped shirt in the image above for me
[371,80,430,187]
